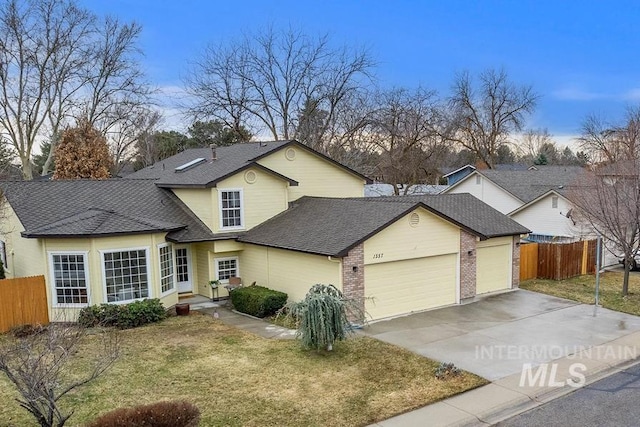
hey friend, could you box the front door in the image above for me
[175,246,192,293]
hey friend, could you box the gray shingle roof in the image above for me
[239,194,530,257]
[126,140,370,187]
[478,166,587,203]
[0,180,216,242]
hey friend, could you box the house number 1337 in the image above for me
[372,253,384,259]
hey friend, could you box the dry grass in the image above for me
[521,271,640,316]
[0,313,486,427]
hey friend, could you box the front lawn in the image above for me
[521,271,640,316]
[0,313,486,427]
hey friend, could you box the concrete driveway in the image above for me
[362,290,640,381]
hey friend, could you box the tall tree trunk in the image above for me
[623,258,630,296]
[21,155,33,180]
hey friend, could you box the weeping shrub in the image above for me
[285,284,363,351]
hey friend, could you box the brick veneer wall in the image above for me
[460,231,477,300]
[512,235,520,289]
[341,243,365,321]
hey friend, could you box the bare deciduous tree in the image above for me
[185,27,375,148]
[0,0,151,179]
[0,323,119,427]
[0,0,94,179]
[517,128,554,161]
[447,68,538,168]
[365,87,447,194]
[578,107,640,165]
[570,161,640,295]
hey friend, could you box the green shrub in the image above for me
[117,299,167,328]
[87,400,200,427]
[230,285,287,318]
[286,284,361,351]
[78,299,167,329]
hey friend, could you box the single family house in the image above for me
[0,140,529,321]
[442,165,590,242]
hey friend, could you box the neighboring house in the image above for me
[0,140,529,322]
[442,165,589,242]
[364,183,447,197]
[442,165,476,186]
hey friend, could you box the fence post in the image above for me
[581,240,588,275]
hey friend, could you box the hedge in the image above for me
[78,299,167,329]
[230,285,287,318]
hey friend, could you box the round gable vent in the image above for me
[409,212,420,227]
[285,148,296,161]
[244,170,257,184]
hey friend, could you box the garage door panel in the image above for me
[365,254,457,320]
[476,244,511,294]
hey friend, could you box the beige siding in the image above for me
[173,188,215,230]
[44,233,178,320]
[257,146,365,201]
[0,203,45,279]
[214,240,244,253]
[240,244,341,302]
[193,242,214,297]
[364,254,457,320]
[476,237,512,294]
[446,173,522,214]
[215,167,289,231]
[364,208,460,265]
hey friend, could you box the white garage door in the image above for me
[364,254,457,320]
[476,244,511,294]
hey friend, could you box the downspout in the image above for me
[327,256,342,293]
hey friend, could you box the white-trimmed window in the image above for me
[215,257,239,282]
[50,252,89,306]
[219,189,243,229]
[103,248,150,303]
[158,243,175,294]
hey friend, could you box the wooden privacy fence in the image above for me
[520,240,597,281]
[519,243,539,281]
[0,275,49,333]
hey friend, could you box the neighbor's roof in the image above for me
[448,166,587,203]
[364,183,448,197]
[0,180,217,242]
[239,194,530,257]
[126,140,371,187]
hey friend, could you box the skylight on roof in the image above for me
[175,157,206,172]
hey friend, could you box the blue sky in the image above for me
[81,0,640,145]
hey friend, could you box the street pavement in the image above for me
[497,361,640,427]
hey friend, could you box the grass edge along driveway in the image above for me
[0,313,487,427]
[521,271,640,317]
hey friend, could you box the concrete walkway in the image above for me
[195,303,297,340]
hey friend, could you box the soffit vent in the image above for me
[409,212,420,227]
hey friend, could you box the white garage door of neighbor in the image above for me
[364,254,457,320]
[476,244,511,294]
